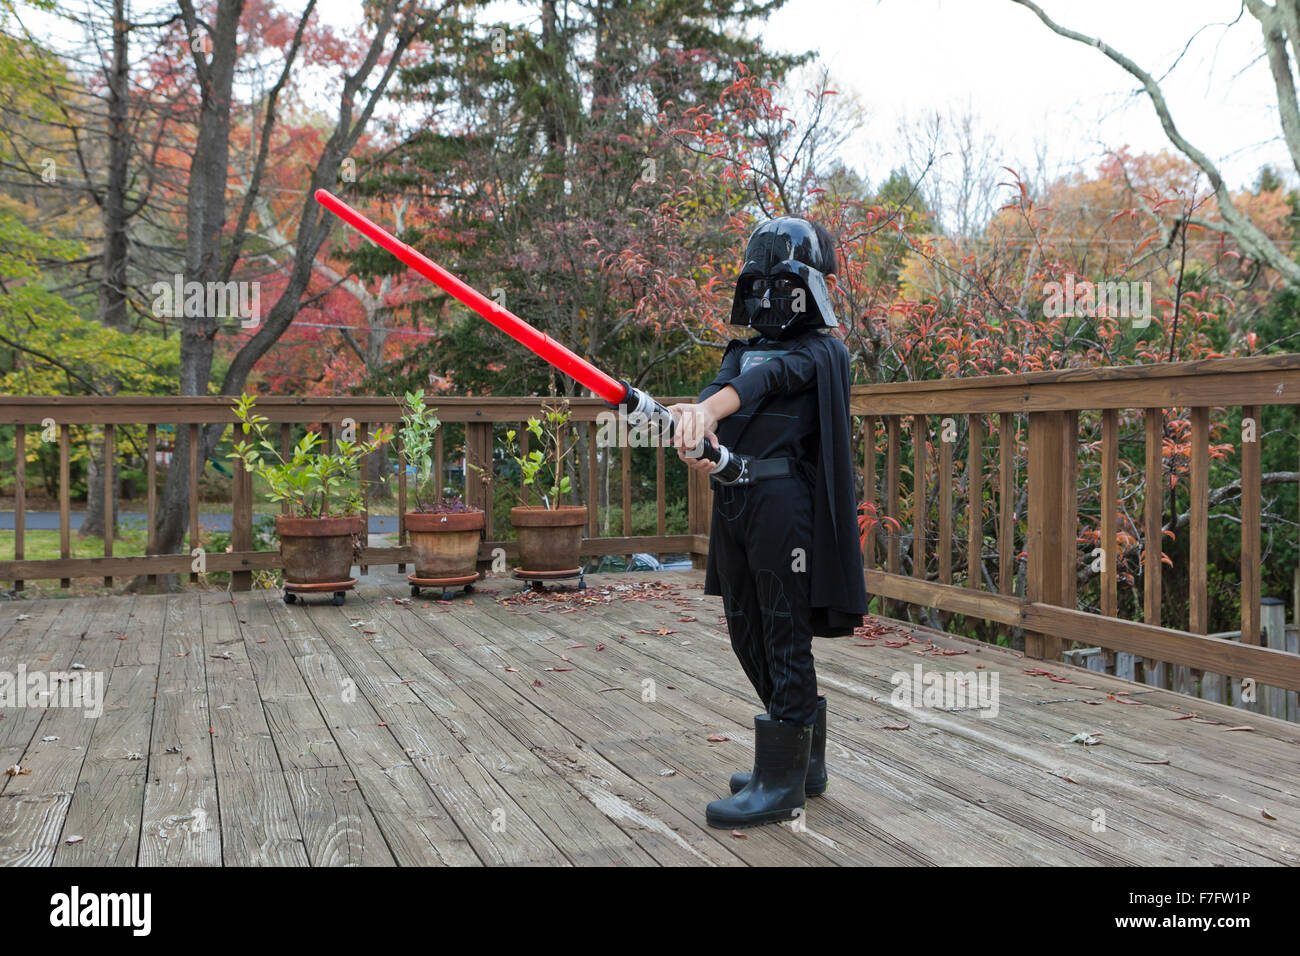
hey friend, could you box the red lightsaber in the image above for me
[314,189,747,483]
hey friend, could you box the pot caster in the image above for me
[440,589,455,601]
[410,585,421,598]
[332,592,346,606]
[283,591,297,605]
[463,583,475,594]
[577,577,587,591]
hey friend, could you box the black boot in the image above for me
[729,696,827,797]
[706,714,812,828]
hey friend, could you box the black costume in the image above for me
[698,329,867,723]
[697,217,869,828]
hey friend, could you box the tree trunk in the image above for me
[148,0,421,572]
[83,0,130,541]
[150,0,245,569]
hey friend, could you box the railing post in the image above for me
[1025,410,1074,660]
[687,466,712,570]
[188,423,200,584]
[59,423,70,590]
[231,452,253,592]
[465,421,493,573]
[885,415,900,616]
[103,423,114,588]
[14,424,24,592]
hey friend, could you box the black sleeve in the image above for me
[725,345,819,409]
[696,340,745,403]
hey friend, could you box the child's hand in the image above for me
[667,403,719,472]
[677,429,720,473]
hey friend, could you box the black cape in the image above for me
[702,332,870,637]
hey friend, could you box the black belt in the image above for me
[710,455,793,486]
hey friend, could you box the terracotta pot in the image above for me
[510,505,588,573]
[405,509,485,579]
[275,514,364,585]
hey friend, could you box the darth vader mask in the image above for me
[729,217,838,339]
[736,274,814,341]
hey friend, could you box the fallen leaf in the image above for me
[881,724,911,731]
[1222,725,1255,732]
[64,835,84,845]
[706,734,729,743]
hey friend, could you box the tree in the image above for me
[1010,0,1300,286]
[136,0,449,569]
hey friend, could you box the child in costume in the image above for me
[669,217,869,828]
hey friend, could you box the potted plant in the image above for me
[504,398,587,577]
[398,388,485,598]
[230,393,391,605]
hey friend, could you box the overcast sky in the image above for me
[306,0,1287,196]
[768,0,1287,192]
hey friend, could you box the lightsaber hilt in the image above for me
[608,382,748,485]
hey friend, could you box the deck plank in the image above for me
[260,590,479,866]
[308,599,578,866]
[1,570,1296,866]
[0,596,134,866]
[365,598,742,866]
[350,599,662,865]
[476,586,1110,865]
[53,592,167,867]
[584,578,1296,865]
[201,591,309,866]
[139,593,221,866]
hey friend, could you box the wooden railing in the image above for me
[4,354,1299,706]
[0,395,713,589]
[852,352,1300,701]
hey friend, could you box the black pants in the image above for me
[709,471,818,726]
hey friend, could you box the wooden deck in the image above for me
[0,568,1296,867]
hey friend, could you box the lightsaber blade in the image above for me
[313,189,746,483]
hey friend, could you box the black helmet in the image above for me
[729,217,838,339]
